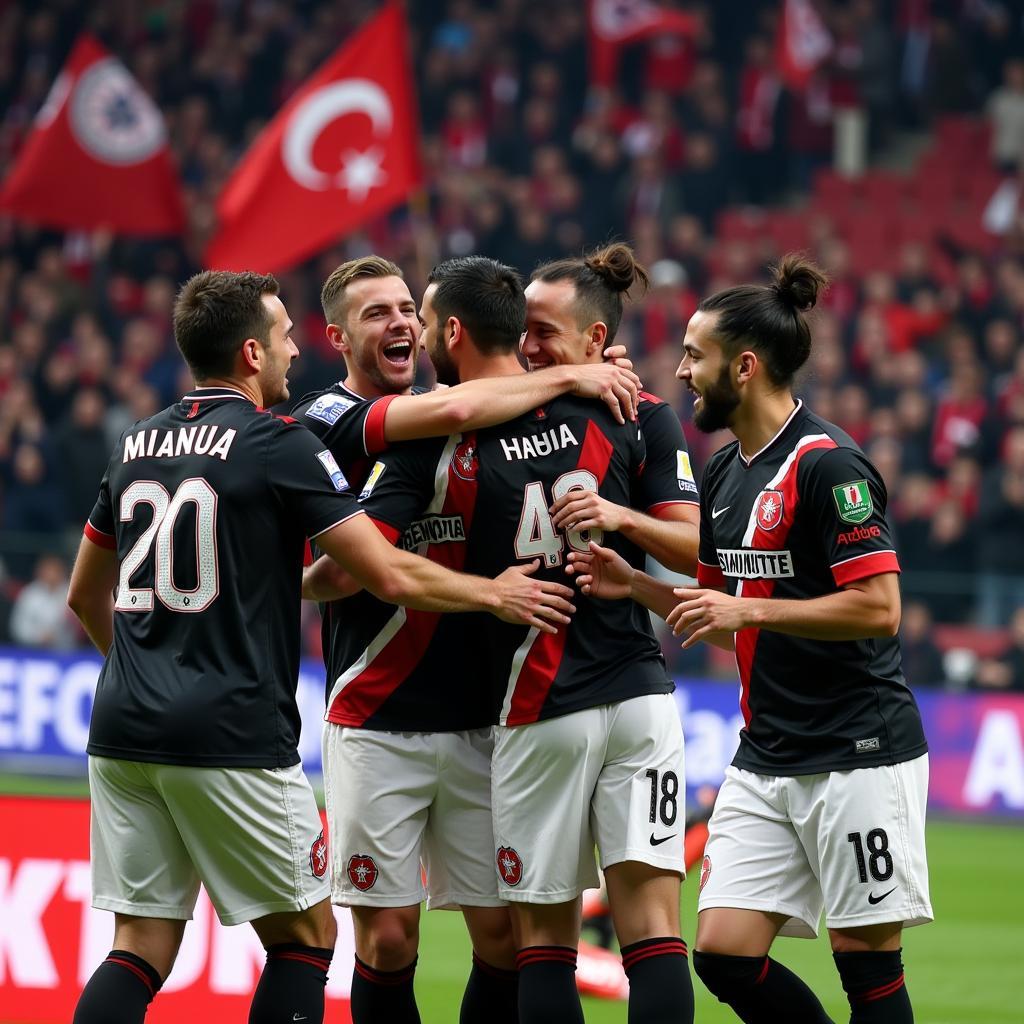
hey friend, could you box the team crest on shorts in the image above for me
[347,854,378,891]
[452,440,478,481]
[496,846,523,886]
[756,490,784,531]
[309,831,328,878]
[699,855,712,892]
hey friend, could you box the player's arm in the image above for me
[314,513,576,632]
[382,361,641,440]
[302,553,359,602]
[67,534,119,655]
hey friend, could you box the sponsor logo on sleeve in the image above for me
[306,393,356,425]
[837,524,882,545]
[676,450,698,493]
[359,460,386,500]
[316,450,350,492]
[832,479,873,524]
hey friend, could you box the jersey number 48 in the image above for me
[514,471,602,568]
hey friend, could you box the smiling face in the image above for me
[419,283,460,387]
[256,293,298,407]
[521,278,597,369]
[335,275,420,395]
[677,309,740,433]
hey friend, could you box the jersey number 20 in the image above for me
[514,471,603,567]
[115,478,219,613]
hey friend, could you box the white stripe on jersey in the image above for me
[499,625,541,727]
[325,434,463,713]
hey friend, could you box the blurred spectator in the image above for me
[977,426,1024,625]
[3,444,65,578]
[52,388,111,527]
[9,554,75,650]
[900,602,947,688]
[919,500,975,623]
[972,607,1024,693]
[986,58,1024,171]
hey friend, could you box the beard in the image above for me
[693,364,740,433]
[430,336,460,387]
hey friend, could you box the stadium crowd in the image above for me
[1,0,1023,688]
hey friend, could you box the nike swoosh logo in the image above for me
[711,505,730,519]
[649,833,676,846]
[867,887,897,905]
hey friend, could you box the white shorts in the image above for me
[697,755,933,937]
[322,725,502,910]
[89,756,330,926]
[492,693,686,904]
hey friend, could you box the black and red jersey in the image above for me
[696,401,928,775]
[85,386,363,768]
[362,393,676,729]
[632,390,699,517]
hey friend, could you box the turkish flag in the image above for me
[0,34,184,236]
[205,2,421,274]
[775,0,833,92]
[588,0,699,87]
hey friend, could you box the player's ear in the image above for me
[736,349,758,384]
[446,316,462,349]
[326,323,348,354]
[585,321,607,357]
[240,337,262,373]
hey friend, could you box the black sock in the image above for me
[249,943,332,1024]
[834,950,913,1023]
[73,949,162,1024]
[516,945,583,1024]
[350,954,420,1024]
[692,950,834,1024]
[621,936,694,1024]
[460,951,518,1024]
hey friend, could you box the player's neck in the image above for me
[195,376,261,406]
[458,353,525,382]
[733,391,799,461]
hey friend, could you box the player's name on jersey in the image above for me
[122,425,237,463]
[399,514,466,550]
[499,423,579,462]
[716,548,795,579]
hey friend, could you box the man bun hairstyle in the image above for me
[173,270,279,382]
[428,255,526,354]
[532,242,649,344]
[698,252,828,387]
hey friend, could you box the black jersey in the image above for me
[364,393,675,728]
[633,390,699,516]
[696,401,928,776]
[84,386,363,768]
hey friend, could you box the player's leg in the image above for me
[425,728,518,1023]
[818,755,933,1024]
[75,757,198,1024]
[692,768,834,1023]
[595,694,692,1024]
[323,725,438,1024]
[492,711,605,1024]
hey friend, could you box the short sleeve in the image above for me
[292,391,398,459]
[696,487,725,587]
[84,459,117,550]
[633,400,699,515]
[267,421,363,540]
[803,447,901,586]
[359,438,447,542]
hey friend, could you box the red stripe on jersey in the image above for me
[697,560,725,587]
[364,394,399,455]
[638,390,663,405]
[832,550,900,586]
[302,539,314,567]
[84,520,116,550]
[735,436,837,727]
[648,499,699,516]
[327,434,479,726]
[370,518,401,545]
[505,420,616,725]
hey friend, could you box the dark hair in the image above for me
[321,255,403,324]
[531,242,649,344]
[427,256,525,354]
[698,253,828,386]
[173,270,279,380]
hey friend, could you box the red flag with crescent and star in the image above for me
[0,33,185,236]
[205,2,421,273]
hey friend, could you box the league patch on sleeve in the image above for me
[832,479,873,524]
[316,449,350,491]
[359,461,386,500]
[676,450,698,493]
[305,393,356,425]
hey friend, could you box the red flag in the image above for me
[0,34,184,236]
[588,0,699,87]
[205,2,421,274]
[776,0,833,91]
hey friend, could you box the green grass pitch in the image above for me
[2,773,1018,1022]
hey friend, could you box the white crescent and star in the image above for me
[282,78,393,201]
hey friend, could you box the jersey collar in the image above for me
[181,385,256,406]
[738,399,804,467]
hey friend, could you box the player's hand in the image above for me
[602,345,634,372]
[570,363,641,423]
[550,489,629,533]
[565,541,634,599]
[667,588,749,648]
[493,560,577,634]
